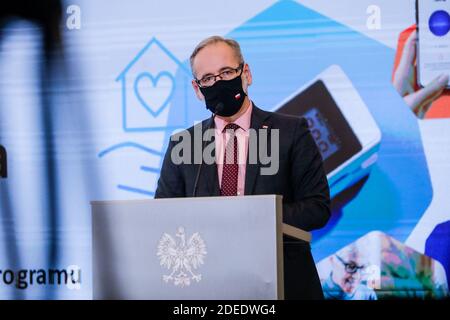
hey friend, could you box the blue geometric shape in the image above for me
[116,37,190,81]
[429,10,450,37]
[133,71,175,118]
[425,220,450,287]
[98,142,164,158]
[97,142,163,197]
[117,184,155,197]
[116,37,191,132]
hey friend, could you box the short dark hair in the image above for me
[190,36,244,77]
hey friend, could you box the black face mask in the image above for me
[199,75,247,117]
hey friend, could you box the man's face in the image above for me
[331,255,363,294]
[191,42,252,100]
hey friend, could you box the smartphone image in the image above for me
[416,0,450,88]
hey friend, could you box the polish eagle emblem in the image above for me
[157,227,207,287]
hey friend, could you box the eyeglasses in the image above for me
[195,63,244,88]
[335,255,365,274]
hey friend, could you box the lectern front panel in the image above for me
[92,195,283,299]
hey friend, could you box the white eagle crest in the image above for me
[157,227,207,287]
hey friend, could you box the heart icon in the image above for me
[133,71,175,117]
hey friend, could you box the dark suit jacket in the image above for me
[155,104,331,299]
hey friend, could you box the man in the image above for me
[155,36,330,299]
[322,246,377,300]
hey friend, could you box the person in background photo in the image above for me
[322,245,377,300]
[392,25,449,119]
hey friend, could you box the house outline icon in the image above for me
[116,37,191,132]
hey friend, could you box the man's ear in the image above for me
[191,79,204,101]
[243,63,253,87]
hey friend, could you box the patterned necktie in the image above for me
[220,123,240,196]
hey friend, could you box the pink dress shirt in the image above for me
[214,101,253,196]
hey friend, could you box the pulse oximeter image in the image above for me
[274,65,382,198]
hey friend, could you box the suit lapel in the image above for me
[244,104,271,195]
[200,117,220,196]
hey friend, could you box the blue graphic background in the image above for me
[0,0,444,299]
